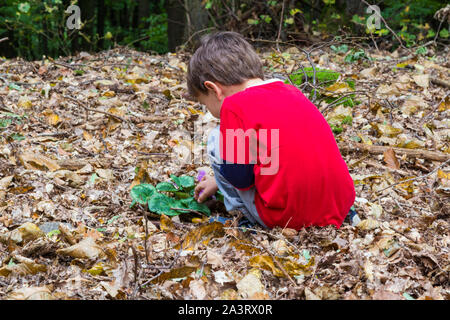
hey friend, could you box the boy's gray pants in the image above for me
[207,126,267,228]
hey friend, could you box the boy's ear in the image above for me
[204,81,224,99]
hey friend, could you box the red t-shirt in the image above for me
[219,80,355,230]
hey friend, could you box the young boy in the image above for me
[188,31,356,230]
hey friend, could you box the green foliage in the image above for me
[0,0,168,60]
[130,175,212,217]
[288,67,340,87]
[344,49,367,64]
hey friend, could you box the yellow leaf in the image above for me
[438,97,449,112]
[324,81,353,96]
[249,254,314,277]
[160,214,173,232]
[103,90,116,97]
[371,123,403,137]
[437,169,449,180]
[86,262,105,276]
[357,218,380,230]
[187,106,204,115]
[177,222,224,251]
[17,96,32,109]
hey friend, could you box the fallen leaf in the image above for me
[8,286,54,300]
[383,148,400,169]
[56,237,105,260]
[412,74,429,88]
[357,218,380,230]
[20,152,61,172]
[189,279,207,299]
[236,269,264,299]
[178,222,224,251]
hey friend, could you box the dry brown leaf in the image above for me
[56,237,105,260]
[0,255,47,277]
[20,152,60,172]
[7,286,54,300]
[178,222,224,251]
[383,148,400,169]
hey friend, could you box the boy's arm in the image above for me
[219,162,255,190]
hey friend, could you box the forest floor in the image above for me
[0,44,449,300]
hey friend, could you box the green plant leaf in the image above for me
[156,181,178,192]
[170,174,195,190]
[148,193,180,216]
[180,197,211,216]
[178,175,195,189]
[130,184,156,205]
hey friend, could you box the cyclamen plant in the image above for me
[130,173,222,217]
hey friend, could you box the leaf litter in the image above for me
[0,46,449,300]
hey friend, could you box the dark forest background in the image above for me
[0,0,448,60]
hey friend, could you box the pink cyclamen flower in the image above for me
[197,170,206,182]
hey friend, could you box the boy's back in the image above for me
[219,80,356,229]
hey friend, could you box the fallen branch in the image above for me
[431,77,450,89]
[339,142,450,162]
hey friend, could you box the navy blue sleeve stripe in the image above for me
[219,162,255,189]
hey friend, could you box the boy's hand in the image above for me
[194,175,218,203]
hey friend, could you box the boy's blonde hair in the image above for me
[187,31,264,98]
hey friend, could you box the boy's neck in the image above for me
[222,78,264,97]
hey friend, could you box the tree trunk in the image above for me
[97,0,105,50]
[166,0,187,52]
[138,0,151,28]
[79,0,96,51]
[166,0,209,52]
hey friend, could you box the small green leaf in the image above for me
[47,229,61,237]
[156,181,178,192]
[131,184,156,205]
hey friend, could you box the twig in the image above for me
[0,37,8,43]
[131,244,139,298]
[276,0,286,51]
